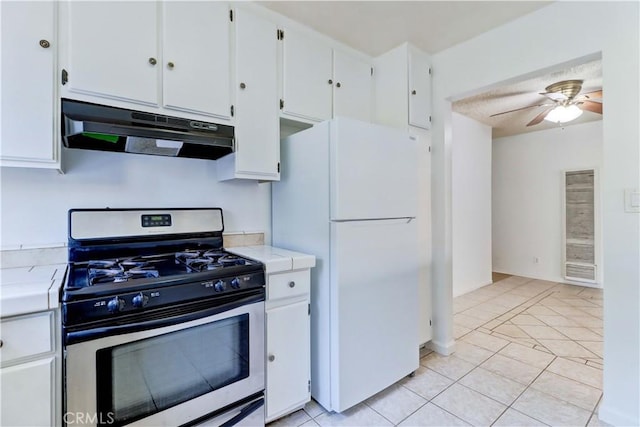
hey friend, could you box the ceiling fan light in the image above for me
[544,104,583,124]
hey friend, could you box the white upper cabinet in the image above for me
[281,28,333,122]
[162,2,231,119]
[65,1,159,106]
[218,7,280,181]
[63,1,231,119]
[333,51,373,122]
[408,46,432,129]
[374,43,432,130]
[281,28,374,123]
[1,1,59,168]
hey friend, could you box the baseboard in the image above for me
[428,339,456,356]
[453,280,493,298]
[562,278,603,289]
[598,402,639,426]
[492,270,603,288]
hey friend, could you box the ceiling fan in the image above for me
[490,79,603,127]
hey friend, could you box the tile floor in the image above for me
[269,275,608,427]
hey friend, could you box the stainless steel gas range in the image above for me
[61,208,265,427]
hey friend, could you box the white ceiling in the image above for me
[259,1,552,56]
[259,1,602,138]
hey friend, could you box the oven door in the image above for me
[64,293,264,427]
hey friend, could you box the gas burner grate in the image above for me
[175,251,246,272]
[87,258,160,285]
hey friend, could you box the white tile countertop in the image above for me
[226,245,316,274]
[0,263,66,317]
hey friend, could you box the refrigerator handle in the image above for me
[331,217,416,223]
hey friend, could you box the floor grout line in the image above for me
[277,277,603,427]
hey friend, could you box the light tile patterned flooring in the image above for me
[269,276,608,427]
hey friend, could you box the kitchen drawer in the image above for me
[0,311,53,364]
[268,270,310,301]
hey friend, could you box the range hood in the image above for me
[61,99,234,160]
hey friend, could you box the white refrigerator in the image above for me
[272,117,419,412]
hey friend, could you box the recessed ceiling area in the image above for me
[259,1,552,56]
[452,59,602,138]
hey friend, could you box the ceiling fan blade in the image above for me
[526,107,555,127]
[490,103,552,117]
[579,100,603,114]
[581,89,603,99]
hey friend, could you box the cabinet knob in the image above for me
[167,62,175,69]
[336,82,342,88]
[39,39,50,49]
[148,57,157,66]
[328,79,333,85]
[0,339,3,348]
[268,354,275,362]
[240,82,246,89]
[288,281,296,288]
[411,90,417,95]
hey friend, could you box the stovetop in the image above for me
[67,249,260,290]
[63,247,264,326]
[62,208,265,327]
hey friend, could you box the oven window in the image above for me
[96,314,249,426]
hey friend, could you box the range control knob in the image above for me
[132,292,149,308]
[107,297,125,313]
[230,278,241,289]
[214,280,226,292]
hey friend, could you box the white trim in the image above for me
[598,402,640,427]
[428,339,456,356]
[453,280,492,298]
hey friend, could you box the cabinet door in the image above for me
[0,1,57,165]
[66,1,159,106]
[163,2,231,119]
[282,28,332,121]
[410,127,433,344]
[234,8,279,179]
[266,300,310,420]
[0,357,55,426]
[333,51,373,122]
[408,47,431,129]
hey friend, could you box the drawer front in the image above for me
[1,311,53,364]
[268,270,310,301]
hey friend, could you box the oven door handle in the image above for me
[65,292,263,345]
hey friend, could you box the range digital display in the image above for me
[141,214,172,228]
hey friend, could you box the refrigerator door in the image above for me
[330,218,419,412]
[330,117,418,220]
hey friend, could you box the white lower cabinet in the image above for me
[0,310,60,427]
[0,357,55,426]
[265,270,311,422]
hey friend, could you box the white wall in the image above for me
[492,121,603,283]
[431,2,639,425]
[451,112,492,297]
[0,148,271,248]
